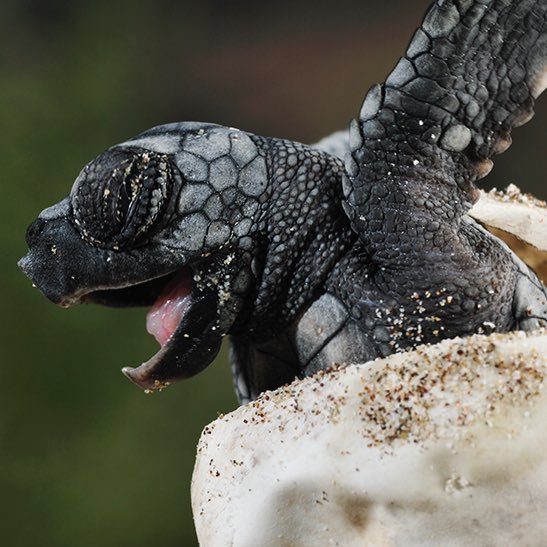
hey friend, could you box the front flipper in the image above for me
[344,0,546,246]
[342,0,547,341]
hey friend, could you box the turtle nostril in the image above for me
[25,218,46,245]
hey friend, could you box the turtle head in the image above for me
[19,122,268,390]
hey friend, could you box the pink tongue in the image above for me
[146,272,193,347]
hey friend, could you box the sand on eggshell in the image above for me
[192,330,547,546]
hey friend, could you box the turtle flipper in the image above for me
[344,0,546,243]
[338,0,546,346]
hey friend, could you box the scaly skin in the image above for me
[19,0,547,402]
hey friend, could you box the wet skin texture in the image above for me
[20,0,547,403]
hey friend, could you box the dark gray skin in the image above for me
[19,0,547,403]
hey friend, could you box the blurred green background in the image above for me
[2,0,545,545]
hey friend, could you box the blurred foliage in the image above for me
[1,0,545,545]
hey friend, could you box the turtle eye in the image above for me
[71,149,180,249]
[116,162,138,223]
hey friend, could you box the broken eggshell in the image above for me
[470,185,547,282]
[192,330,547,546]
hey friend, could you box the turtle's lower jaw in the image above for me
[87,267,223,391]
[121,287,222,392]
[18,214,223,391]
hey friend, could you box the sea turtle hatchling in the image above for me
[19,0,547,403]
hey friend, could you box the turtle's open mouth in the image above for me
[75,267,223,391]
